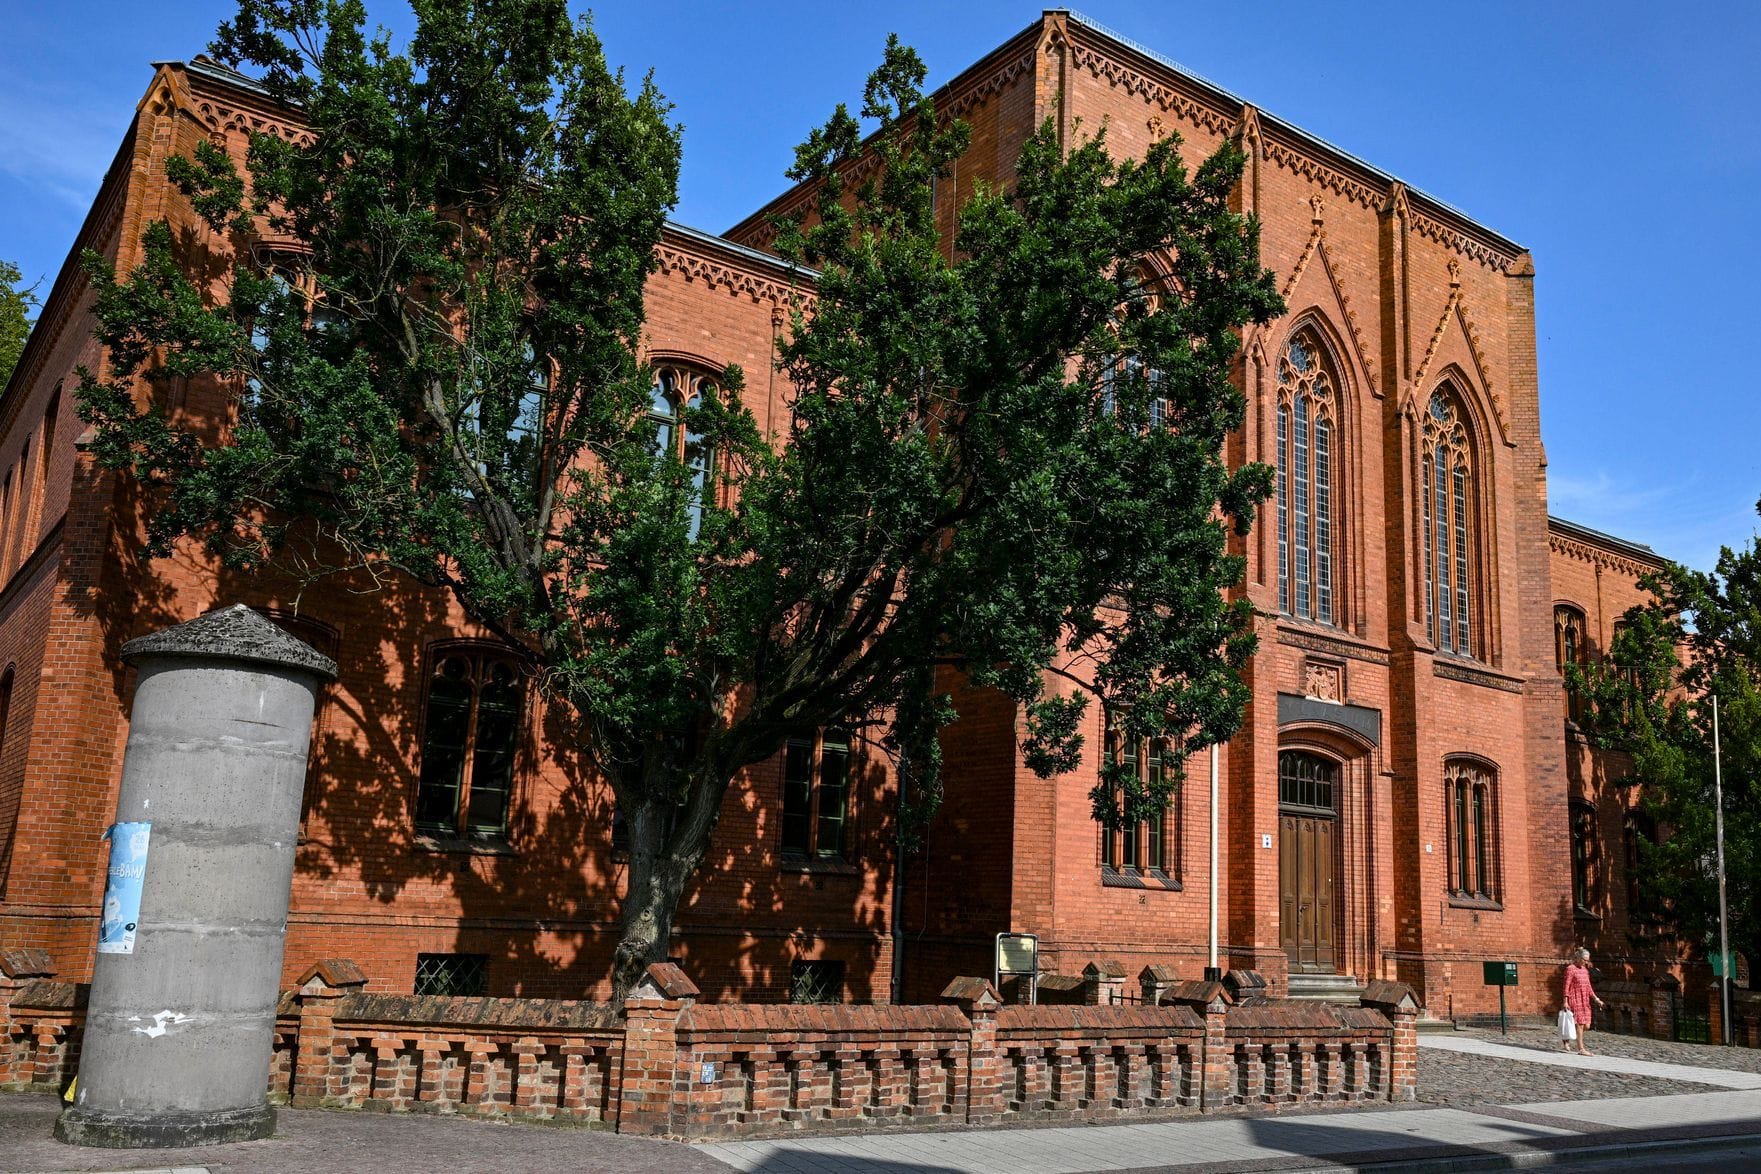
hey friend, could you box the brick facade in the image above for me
[0,13,1678,1019]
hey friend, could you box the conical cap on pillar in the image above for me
[121,603,338,681]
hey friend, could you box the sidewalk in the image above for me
[704,1091,1761,1172]
[702,1039,1761,1173]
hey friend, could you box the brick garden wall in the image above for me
[1,956,1418,1141]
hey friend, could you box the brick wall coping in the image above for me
[0,948,54,980]
[678,1003,966,1035]
[1227,1003,1390,1033]
[334,992,621,1032]
[9,980,85,1011]
[996,1004,1203,1032]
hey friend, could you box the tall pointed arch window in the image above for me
[1555,605,1586,723]
[1444,758,1500,902]
[649,366,717,540]
[1276,330,1339,623]
[1422,387,1476,657]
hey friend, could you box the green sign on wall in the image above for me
[1482,961,1518,987]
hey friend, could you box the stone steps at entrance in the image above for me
[1286,972,1366,1003]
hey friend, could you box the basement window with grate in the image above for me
[790,959,846,1005]
[413,952,488,997]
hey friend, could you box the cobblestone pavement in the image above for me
[0,1092,727,1174]
[1416,1038,1718,1105]
[1477,1024,1761,1073]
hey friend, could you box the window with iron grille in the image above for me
[1278,750,1337,813]
[790,959,845,1005]
[414,952,488,997]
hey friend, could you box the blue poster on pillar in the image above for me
[97,821,151,955]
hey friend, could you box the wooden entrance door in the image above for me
[1277,750,1339,974]
[1279,813,1336,973]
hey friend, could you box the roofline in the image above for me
[662,220,816,281]
[152,60,810,283]
[728,11,1525,259]
[0,114,141,414]
[1549,515,1667,567]
[723,18,1044,241]
[155,55,277,101]
[1059,11,1523,256]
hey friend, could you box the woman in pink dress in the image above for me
[1562,947,1606,1055]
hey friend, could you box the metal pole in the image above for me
[1715,694,1732,1045]
[1209,741,1220,978]
[1500,985,1507,1036]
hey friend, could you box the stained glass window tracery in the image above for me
[1422,387,1475,657]
[1276,329,1339,624]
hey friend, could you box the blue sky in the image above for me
[3,2,1756,571]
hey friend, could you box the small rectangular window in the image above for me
[780,728,852,860]
[414,952,488,997]
[416,649,524,842]
[790,959,845,1005]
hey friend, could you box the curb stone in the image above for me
[1284,1130,1761,1173]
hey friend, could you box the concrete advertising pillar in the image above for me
[56,604,336,1147]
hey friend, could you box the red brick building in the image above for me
[0,13,1675,1018]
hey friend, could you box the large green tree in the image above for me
[78,0,1281,998]
[1576,511,1761,968]
[0,259,38,388]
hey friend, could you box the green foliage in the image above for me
[1575,509,1761,963]
[77,6,1281,992]
[0,259,38,389]
[770,38,1282,837]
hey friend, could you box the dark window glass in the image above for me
[415,650,524,841]
[781,736,814,856]
[780,728,852,860]
[815,729,850,858]
[1623,811,1656,920]
[1571,800,1599,912]
[1278,751,1337,813]
[1445,761,1499,900]
[1145,740,1166,872]
[1104,715,1179,877]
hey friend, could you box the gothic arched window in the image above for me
[1276,330,1339,623]
[1555,605,1586,723]
[649,366,717,540]
[1444,758,1500,902]
[1422,387,1476,657]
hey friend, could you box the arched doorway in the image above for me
[1278,749,1339,974]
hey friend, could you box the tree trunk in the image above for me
[608,784,722,1004]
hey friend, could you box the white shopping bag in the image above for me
[1558,1008,1577,1042]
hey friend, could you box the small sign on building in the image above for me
[995,933,1039,1005]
